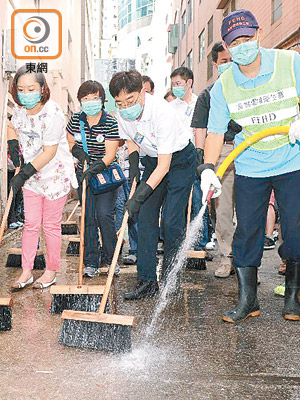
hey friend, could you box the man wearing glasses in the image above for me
[109,70,196,300]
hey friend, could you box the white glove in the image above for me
[289,119,300,144]
[200,169,222,204]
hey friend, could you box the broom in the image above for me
[50,162,105,314]
[6,241,46,269]
[61,200,79,235]
[0,170,16,330]
[59,180,137,352]
[185,186,206,270]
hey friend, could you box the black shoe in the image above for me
[222,266,261,323]
[205,252,213,262]
[185,259,206,270]
[264,236,275,250]
[124,281,159,300]
[282,260,300,321]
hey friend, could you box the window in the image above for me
[272,0,282,23]
[199,30,205,62]
[223,7,229,17]
[231,0,236,11]
[207,16,213,46]
[187,0,193,26]
[187,50,193,70]
[207,52,213,80]
[181,11,187,38]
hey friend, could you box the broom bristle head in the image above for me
[0,306,12,331]
[59,319,132,352]
[66,242,80,256]
[51,294,107,314]
[61,224,78,235]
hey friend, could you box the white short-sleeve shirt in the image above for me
[117,93,191,157]
[11,99,78,200]
[170,93,197,144]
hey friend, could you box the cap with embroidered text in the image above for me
[221,9,259,45]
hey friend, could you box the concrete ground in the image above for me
[0,218,299,400]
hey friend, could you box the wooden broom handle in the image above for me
[186,185,193,236]
[64,200,80,223]
[98,179,137,314]
[0,167,20,246]
[78,162,88,286]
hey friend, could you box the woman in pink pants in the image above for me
[7,66,77,290]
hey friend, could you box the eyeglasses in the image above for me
[115,93,141,109]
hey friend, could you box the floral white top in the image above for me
[11,99,78,200]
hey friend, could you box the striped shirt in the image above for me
[66,111,120,169]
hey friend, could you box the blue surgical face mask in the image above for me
[229,39,260,66]
[119,103,143,121]
[172,86,186,99]
[81,99,102,116]
[218,62,233,75]
[17,91,41,109]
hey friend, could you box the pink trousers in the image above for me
[22,189,67,271]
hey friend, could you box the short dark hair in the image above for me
[142,75,154,91]
[109,70,143,98]
[164,89,175,100]
[170,67,194,86]
[77,80,105,107]
[212,42,225,63]
[12,65,50,106]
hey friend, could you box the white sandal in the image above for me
[11,275,33,291]
[32,277,56,289]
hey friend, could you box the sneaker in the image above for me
[274,283,285,297]
[157,241,164,255]
[273,229,279,242]
[123,254,137,265]
[214,264,235,278]
[16,221,24,227]
[205,241,216,250]
[9,222,20,229]
[264,236,275,250]
[83,266,99,278]
[107,263,120,277]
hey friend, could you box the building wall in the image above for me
[172,0,300,94]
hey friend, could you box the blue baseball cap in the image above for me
[221,9,259,45]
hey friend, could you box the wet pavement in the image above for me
[0,218,299,400]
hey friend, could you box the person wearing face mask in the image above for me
[191,42,242,279]
[7,66,77,290]
[170,67,212,268]
[67,80,122,278]
[109,70,196,300]
[199,9,300,323]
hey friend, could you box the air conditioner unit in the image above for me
[4,30,17,74]
[168,24,179,54]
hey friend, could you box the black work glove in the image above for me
[11,162,37,196]
[71,144,90,165]
[129,150,140,186]
[126,181,153,222]
[196,148,204,167]
[8,139,22,168]
[81,159,106,183]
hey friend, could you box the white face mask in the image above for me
[229,36,260,66]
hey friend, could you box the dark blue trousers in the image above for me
[233,169,300,267]
[137,142,197,282]
[83,185,118,267]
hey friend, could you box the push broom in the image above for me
[59,180,137,352]
[61,200,79,235]
[50,162,105,314]
[0,172,16,331]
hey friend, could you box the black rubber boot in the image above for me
[124,280,159,300]
[222,266,261,323]
[282,260,300,321]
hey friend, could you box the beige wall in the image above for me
[172,0,300,94]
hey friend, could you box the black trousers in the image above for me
[234,169,300,267]
[137,142,197,281]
